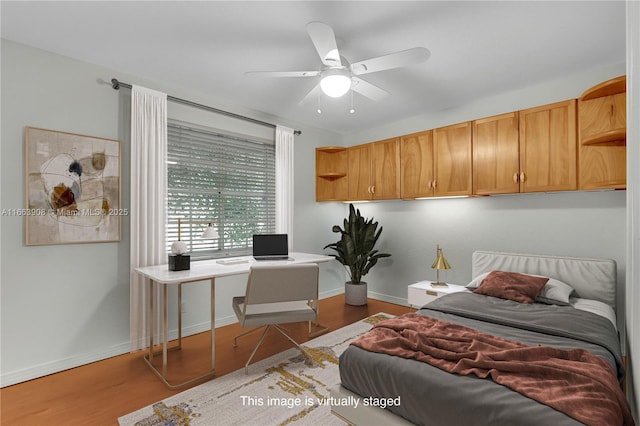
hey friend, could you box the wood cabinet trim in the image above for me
[580,75,626,101]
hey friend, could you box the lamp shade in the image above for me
[431,246,451,270]
[201,225,219,239]
[320,69,352,98]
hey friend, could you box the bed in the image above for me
[330,251,633,426]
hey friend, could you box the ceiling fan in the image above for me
[245,22,430,109]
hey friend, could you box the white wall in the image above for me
[1,40,131,385]
[0,39,345,386]
[338,192,625,307]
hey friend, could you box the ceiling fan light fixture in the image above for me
[320,69,352,98]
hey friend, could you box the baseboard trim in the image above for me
[367,290,410,307]
[1,341,131,388]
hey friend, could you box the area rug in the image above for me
[118,313,393,426]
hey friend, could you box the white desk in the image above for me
[135,252,333,389]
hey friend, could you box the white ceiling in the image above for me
[1,1,626,135]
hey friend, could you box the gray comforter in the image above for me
[338,292,624,426]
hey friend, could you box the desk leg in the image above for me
[162,284,168,377]
[211,277,215,370]
[177,284,182,348]
[143,279,216,390]
[148,279,154,363]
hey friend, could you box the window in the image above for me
[166,119,276,258]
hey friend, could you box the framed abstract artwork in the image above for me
[25,127,122,245]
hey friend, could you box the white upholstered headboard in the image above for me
[472,251,617,310]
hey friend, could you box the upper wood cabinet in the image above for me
[401,130,434,198]
[348,138,400,200]
[473,112,520,195]
[316,146,348,201]
[316,84,615,201]
[519,99,577,193]
[578,75,626,190]
[433,122,472,196]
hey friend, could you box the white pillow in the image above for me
[466,271,574,306]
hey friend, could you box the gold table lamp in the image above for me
[431,244,451,287]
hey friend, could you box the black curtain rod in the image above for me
[110,78,301,136]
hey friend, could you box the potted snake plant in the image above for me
[324,204,391,305]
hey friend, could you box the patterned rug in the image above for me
[118,313,392,426]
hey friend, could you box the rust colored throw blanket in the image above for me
[351,313,634,426]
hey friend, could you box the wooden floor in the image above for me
[0,295,412,426]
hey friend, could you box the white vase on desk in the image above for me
[345,281,367,306]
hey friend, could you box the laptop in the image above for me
[252,234,292,261]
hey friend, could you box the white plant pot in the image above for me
[345,281,368,306]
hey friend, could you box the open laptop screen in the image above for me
[252,234,288,259]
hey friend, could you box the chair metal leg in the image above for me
[273,324,315,364]
[233,326,264,348]
[245,325,271,375]
[241,323,318,375]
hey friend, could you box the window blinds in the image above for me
[166,119,276,258]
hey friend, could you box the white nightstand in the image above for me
[407,281,468,308]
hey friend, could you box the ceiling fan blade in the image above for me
[350,47,430,75]
[298,84,322,106]
[352,77,390,101]
[245,70,320,78]
[306,21,342,67]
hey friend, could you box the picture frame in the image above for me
[25,126,122,245]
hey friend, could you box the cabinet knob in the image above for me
[513,172,519,183]
[520,172,526,182]
[371,185,375,194]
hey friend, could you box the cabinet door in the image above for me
[347,144,372,200]
[579,91,626,190]
[371,138,400,200]
[433,122,472,196]
[473,112,520,195]
[401,131,434,198]
[519,100,577,193]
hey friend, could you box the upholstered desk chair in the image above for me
[232,263,320,374]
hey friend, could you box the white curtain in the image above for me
[275,126,295,249]
[129,85,167,351]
